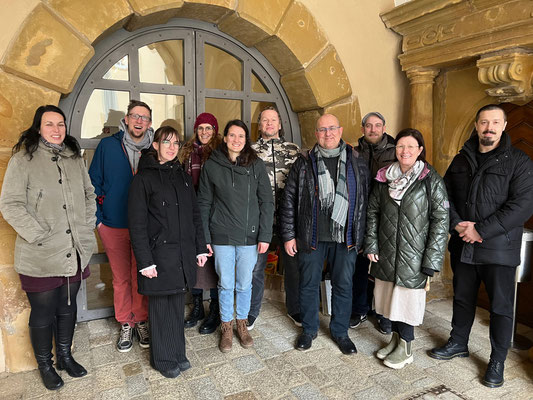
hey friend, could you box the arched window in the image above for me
[61,19,300,147]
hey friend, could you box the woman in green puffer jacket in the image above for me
[364,128,449,370]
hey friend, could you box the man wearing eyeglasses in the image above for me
[279,114,370,354]
[89,100,155,353]
[350,112,396,335]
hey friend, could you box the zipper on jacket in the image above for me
[245,169,251,245]
[271,140,277,212]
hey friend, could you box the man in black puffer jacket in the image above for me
[430,104,533,389]
[279,114,370,355]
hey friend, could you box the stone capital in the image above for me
[406,67,440,85]
[477,49,533,104]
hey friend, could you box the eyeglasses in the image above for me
[161,140,180,147]
[128,113,151,122]
[396,145,420,151]
[316,126,340,134]
[197,126,214,133]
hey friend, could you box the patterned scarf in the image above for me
[40,136,65,152]
[386,160,424,205]
[314,140,349,243]
[188,141,204,188]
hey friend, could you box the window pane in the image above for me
[205,44,242,91]
[251,101,276,142]
[81,89,129,139]
[205,98,241,131]
[140,93,185,141]
[139,40,184,86]
[103,55,129,81]
[251,71,268,93]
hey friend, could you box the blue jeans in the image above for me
[298,242,356,338]
[212,245,258,322]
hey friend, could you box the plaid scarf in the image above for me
[187,141,204,188]
[315,140,349,243]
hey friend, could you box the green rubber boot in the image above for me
[383,337,413,369]
[377,332,399,360]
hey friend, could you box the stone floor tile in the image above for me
[232,355,265,375]
[282,349,316,368]
[122,361,143,377]
[306,348,344,371]
[224,390,258,399]
[351,384,394,400]
[189,333,219,351]
[246,369,286,399]
[211,363,249,395]
[196,346,229,366]
[266,334,295,353]
[188,375,223,400]
[300,365,332,387]
[265,355,308,387]
[125,374,149,397]
[252,336,283,360]
[369,370,411,397]
[97,386,128,399]
[21,369,53,398]
[89,333,114,348]
[149,378,193,399]
[94,362,125,392]
[290,383,328,400]
[319,384,347,400]
[324,363,372,393]
[87,318,114,335]
[57,375,96,399]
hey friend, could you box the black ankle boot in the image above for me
[184,294,205,328]
[55,313,87,378]
[199,300,221,334]
[29,325,64,390]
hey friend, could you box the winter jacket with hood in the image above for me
[444,132,533,267]
[364,163,449,289]
[279,143,370,253]
[89,124,154,229]
[0,142,97,277]
[128,152,207,296]
[197,148,274,246]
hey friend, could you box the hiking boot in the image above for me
[184,294,205,328]
[199,300,220,334]
[482,359,504,388]
[383,337,413,369]
[377,332,399,360]
[429,338,469,360]
[236,319,254,348]
[219,321,233,353]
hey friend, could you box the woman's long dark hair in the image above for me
[395,128,427,163]
[220,119,257,167]
[13,105,81,159]
[145,126,180,162]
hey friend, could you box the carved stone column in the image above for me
[477,49,533,105]
[406,67,439,164]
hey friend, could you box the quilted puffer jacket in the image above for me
[364,163,449,289]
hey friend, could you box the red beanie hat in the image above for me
[194,113,218,135]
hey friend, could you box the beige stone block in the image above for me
[47,0,133,43]
[324,95,361,147]
[2,4,94,94]
[297,109,321,150]
[177,0,235,23]
[218,0,290,47]
[255,35,302,75]
[280,69,317,112]
[129,0,184,15]
[274,1,328,69]
[0,71,60,148]
[305,46,351,108]
[126,9,181,31]
[0,266,34,372]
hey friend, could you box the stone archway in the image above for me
[0,0,360,373]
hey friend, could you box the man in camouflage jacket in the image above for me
[247,106,301,329]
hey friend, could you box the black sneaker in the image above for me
[117,323,133,352]
[135,321,150,348]
[349,314,367,329]
[246,315,257,331]
[288,313,302,327]
[377,316,392,335]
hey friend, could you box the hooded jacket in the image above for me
[364,163,449,289]
[197,148,274,246]
[444,132,533,267]
[0,142,97,277]
[128,153,207,296]
[279,143,370,252]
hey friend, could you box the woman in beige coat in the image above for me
[0,105,97,390]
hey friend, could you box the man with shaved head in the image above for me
[280,114,370,354]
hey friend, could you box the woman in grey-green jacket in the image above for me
[364,128,449,370]
[0,105,97,391]
[197,119,273,353]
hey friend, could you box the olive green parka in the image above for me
[364,163,449,289]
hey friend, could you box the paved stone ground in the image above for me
[1,298,533,399]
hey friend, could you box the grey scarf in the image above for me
[40,136,65,152]
[120,119,154,172]
[314,140,349,243]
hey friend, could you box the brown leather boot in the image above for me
[236,319,254,348]
[219,321,233,353]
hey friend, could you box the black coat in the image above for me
[444,132,533,267]
[279,143,370,252]
[128,153,207,296]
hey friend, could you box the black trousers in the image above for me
[392,321,414,342]
[26,281,81,327]
[148,293,186,372]
[450,257,516,362]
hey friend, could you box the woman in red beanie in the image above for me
[179,113,222,334]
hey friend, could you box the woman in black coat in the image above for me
[128,126,208,378]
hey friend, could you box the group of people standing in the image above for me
[0,101,531,390]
